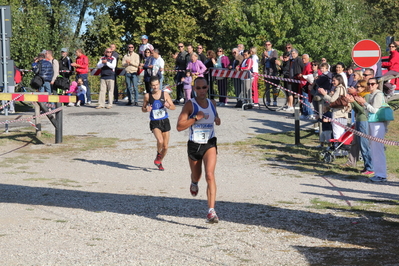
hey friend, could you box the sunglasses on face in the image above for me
[285,47,291,49]
[363,74,371,77]
[265,44,271,46]
[197,47,203,49]
[196,86,208,90]
[128,46,134,48]
[356,85,363,88]
[367,83,377,86]
[178,46,183,48]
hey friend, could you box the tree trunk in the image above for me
[73,0,89,41]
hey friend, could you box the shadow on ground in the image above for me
[1,183,398,265]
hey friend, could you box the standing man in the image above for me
[71,49,91,104]
[152,49,165,89]
[237,44,244,55]
[59,48,73,80]
[139,35,154,61]
[186,44,194,63]
[176,77,221,223]
[142,76,175,171]
[298,54,314,119]
[172,43,188,104]
[261,41,279,106]
[46,50,59,93]
[110,44,120,103]
[229,48,243,107]
[197,45,206,63]
[95,48,117,109]
[122,44,140,106]
[286,49,304,111]
[32,53,53,94]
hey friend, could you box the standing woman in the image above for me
[380,42,399,95]
[215,48,230,106]
[318,74,350,143]
[335,62,348,88]
[355,78,389,182]
[204,50,217,99]
[345,80,373,174]
[187,53,207,79]
[141,48,156,94]
[250,47,260,106]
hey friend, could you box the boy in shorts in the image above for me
[176,77,221,223]
[142,76,175,170]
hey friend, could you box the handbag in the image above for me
[54,76,70,90]
[30,75,44,89]
[368,93,394,122]
[329,86,348,108]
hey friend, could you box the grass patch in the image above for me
[232,123,399,179]
[0,130,119,156]
[49,178,81,187]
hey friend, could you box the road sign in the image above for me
[352,39,381,68]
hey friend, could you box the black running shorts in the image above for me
[187,137,217,161]
[149,118,171,132]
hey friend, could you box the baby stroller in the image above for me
[319,125,354,163]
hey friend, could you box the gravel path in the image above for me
[1,98,398,265]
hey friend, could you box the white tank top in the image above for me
[189,98,217,144]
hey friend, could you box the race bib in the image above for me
[193,128,211,144]
[152,108,166,119]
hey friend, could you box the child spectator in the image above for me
[67,81,78,107]
[318,106,333,148]
[76,78,87,107]
[181,70,192,103]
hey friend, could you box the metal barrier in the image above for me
[207,68,253,110]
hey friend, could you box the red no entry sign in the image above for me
[352,39,381,68]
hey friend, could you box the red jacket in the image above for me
[239,57,253,71]
[382,50,399,72]
[75,54,89,74]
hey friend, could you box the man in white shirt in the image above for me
[152,49,165,89]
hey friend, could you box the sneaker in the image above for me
[370,176,387,182]
[154,153,162,167]
[123,96,128,100]
[273,101,277,106]
[285,107,294,111]
[216,102,222,106]
[207,209,219,223]
[224,102,229,106]
[105,106,112,109]
[266,102,271,106]
[219,103,225,107]
[9,110,15,114]
[95,106,104,109]
[190,183,198,197]
[300,115,308,120]
[76,102,80,107]
[157,163,164,171]
[126,102,132,106]
[68,102,74,107]
[361,170,374,175]
[253,103,259,107]
[307,115,317,120]
[134,102,139,106]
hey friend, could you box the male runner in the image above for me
[176,77,221,223]
[142,76,175,170]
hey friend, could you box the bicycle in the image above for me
[263,85,288,111]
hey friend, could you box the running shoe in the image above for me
[207,209,219,223]
[361,170,374,175]
[154,153,162,167]
[370,176,387,182]
[157,163,164,171]
[190,183,198,197]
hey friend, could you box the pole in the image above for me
[1,7,8,132]
[55,102,62,143]
[294,98,300,145]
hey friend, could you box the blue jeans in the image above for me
[40,81,51,94]
[125,72,138,103]
[301,91,314,116]
[357,121,373,171]
[76,73,91,102]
